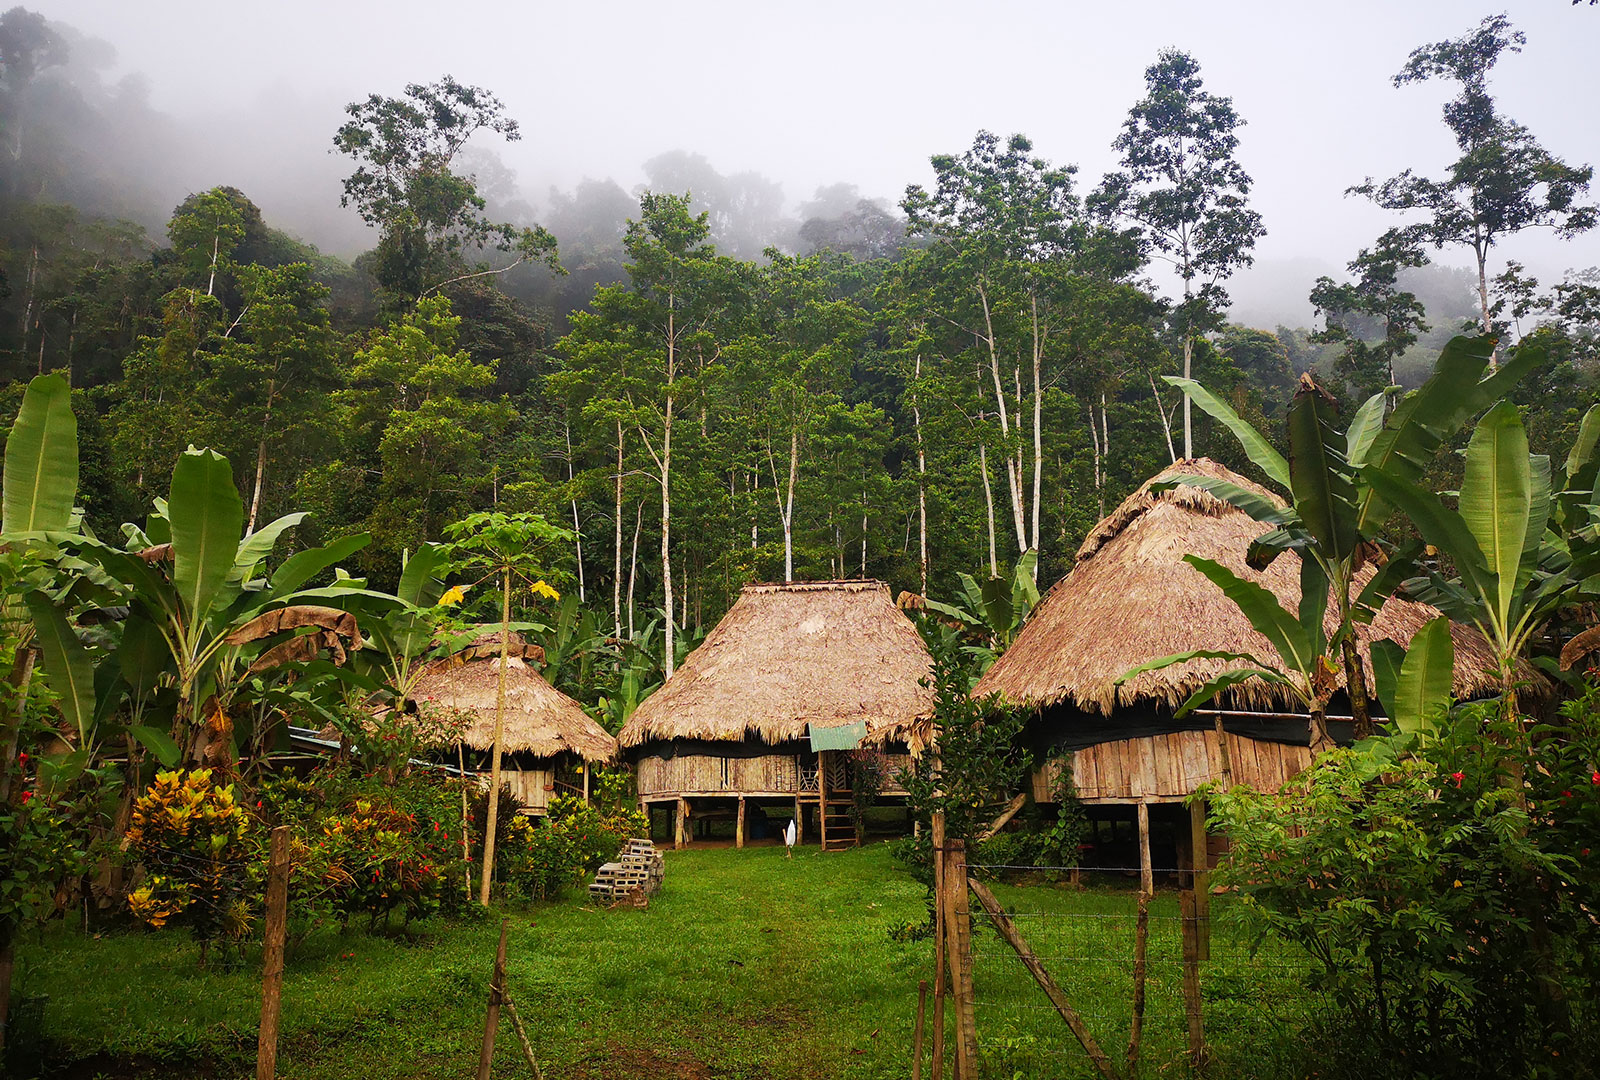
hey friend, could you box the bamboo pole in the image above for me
[255,825,291,1080]
[475,919,509,1080]
[912,979,928,1080]
[1180,891,1206,1071]
[1125,890,1149,1077]
[1137,800,1153,896]
[931,811,946,1080]
[968,877,1123,1080]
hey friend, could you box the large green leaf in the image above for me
[1174,668,1292,718]
[1287,386,1358,566]
[169,449,244,625]
[24,592,96,743]
[397,541,450,608]
[1344,392,1388,468]
[1371,639,1404,720]
[1117,647,1285,684]
[233,512,308,579]
[128,724,181,767]
[269,532,371,597]
[2,373,78,535]
[1154,475,1290,524]
[1164,376,1290,488]
[1565,404,1600,481]
[120,614,173,700]
[1388,617,1455,737]
[1459,402,1532,631]
[1362,468,1494,616]
[1184,555,1316,678]
[1297,555,1329,660]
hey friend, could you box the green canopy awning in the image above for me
[808,721,868,752]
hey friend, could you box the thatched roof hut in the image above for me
[414,651,616,765]
[974,459,1515,811]
[620,580,935,851]
[976,457,1506,715]
[619,579,935,753]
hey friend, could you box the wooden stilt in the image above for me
[912,978,928,1080]
[736,796,746,849]
[793,794,804,844]
[674,797,686,850]
[1189,798,1211,961]
[1137,800,1153,895]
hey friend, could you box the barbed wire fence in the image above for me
[920,829,1334,1080]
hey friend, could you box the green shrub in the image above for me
[498,795,648,901]
[1207,688,1600,1077]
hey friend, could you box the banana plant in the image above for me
[1370,615,1455,740]
[1364,401,1600,715]
[1156,335,1539,736]
[903,550,1041,672]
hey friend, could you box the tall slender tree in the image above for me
[1095,49,1265,459]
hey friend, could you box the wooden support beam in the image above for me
[736,796,746,849]
[968,877,1123,1080]
[674,797,686,850]
[1137,800,1153,895]
[974,791,1027,842]
[793,795,804,844]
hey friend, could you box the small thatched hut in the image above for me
[974,458,1511,875]
[619,580,934,850]
[414,636,617,815]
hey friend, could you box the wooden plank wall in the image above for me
[506,767,552,813]
[636,751,916,797]
[1032,731,1312,802]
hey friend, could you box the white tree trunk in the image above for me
[628,501,642,639]
[913,355,929,596]
[245,378,279,536]
[566,422,585,603]
[979,441,999,578]
[978,286,1028,554]
[1029,294,1043,572]
[613,422,624,639]
[1182,333,1194,459]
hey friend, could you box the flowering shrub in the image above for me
[498,795,648,901]
[126,769,255,963]
[1207,690,1600,1077]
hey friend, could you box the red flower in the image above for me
[1592,771,1599,785]
[19,790,32,804]
[1450,772,1464,787]
[16,752,26,764]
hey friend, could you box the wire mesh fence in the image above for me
[964,863,1333,1077]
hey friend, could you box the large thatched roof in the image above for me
[974,458,1511,714]
[618,580,935,752]
[413,651,617,763]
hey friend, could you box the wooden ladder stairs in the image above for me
[820,789,858,851]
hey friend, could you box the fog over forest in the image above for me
[23,0,1600,329]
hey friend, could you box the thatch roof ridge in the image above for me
[976,458,1515,714]
[413,653,616,763]
[618,579,935,751]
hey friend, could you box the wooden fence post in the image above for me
[931,811,946,1080]
[1125,889,1149,1077]
[944,839,978,1079]
[1188,799,1211,961]
[255,825,291,1080]
[674,797,687,850]
[736,795,746,849]
[1180,891,1206,1071]
[476,919,509,1080]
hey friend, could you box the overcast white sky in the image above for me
[33,0,1600,325]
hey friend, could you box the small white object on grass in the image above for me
[784,817,796,857]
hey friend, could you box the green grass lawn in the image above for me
[16,844,1321,1079]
